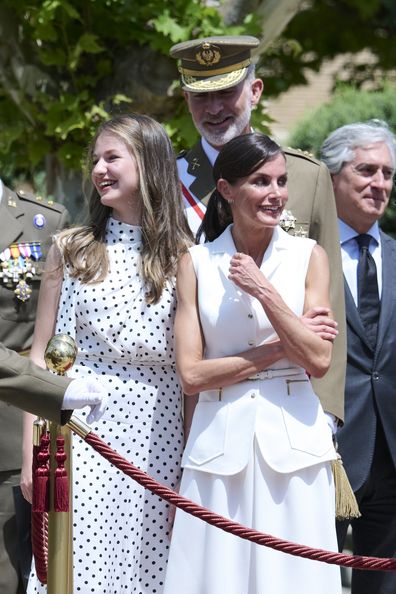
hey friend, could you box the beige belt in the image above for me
[247,367,304,380]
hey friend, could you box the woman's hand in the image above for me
[229,253,265,298]
[20,461,33,504]
[302,307,338,342]
[21,412,34,503]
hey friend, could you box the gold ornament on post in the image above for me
[45,334,77,594]
[44,334,77,375]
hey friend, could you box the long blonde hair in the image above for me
[58,114,193,303]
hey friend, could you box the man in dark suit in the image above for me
[0,180,69,593]
[321,120,396,594]
[170,35,346,427]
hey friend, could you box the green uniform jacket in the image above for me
[177,141,346,422]
[0,185,70,472]
[0,342,71,423]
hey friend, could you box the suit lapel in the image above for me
[343,232,396,353]
[376,232,396,352]
[186,141,215,205]
[344,278,370,348]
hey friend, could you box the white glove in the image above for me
[62,377,108,424]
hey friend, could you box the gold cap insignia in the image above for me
[196,43,221,67]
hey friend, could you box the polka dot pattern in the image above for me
[28,218,183,594]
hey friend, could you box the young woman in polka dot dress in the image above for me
[22,114,193,593]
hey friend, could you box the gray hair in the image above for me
[245,63,257,82]
[320,119,396,174]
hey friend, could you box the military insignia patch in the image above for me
[196,43,221,67]
[33,213,46,229]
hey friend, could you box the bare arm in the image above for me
[175,253,285,395]
[29,243,64,367]
[21,243,64,502]
[229,245,333,378]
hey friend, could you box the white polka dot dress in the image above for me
[28,218,184,594]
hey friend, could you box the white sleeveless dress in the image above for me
[164,225,341,594]
[28,218,184,594]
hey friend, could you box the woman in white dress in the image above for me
[21,114,193,594]
[164,133,342,594]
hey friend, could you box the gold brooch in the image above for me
[196,43,221,67]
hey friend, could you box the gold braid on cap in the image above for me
[180,58,251,77]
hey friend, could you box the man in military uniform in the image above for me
[0,342,107,423]
[0,178,69,593]
[170,35,346,426]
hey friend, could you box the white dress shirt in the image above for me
[201,137,219,166]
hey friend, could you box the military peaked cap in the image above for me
[170,35,260,93]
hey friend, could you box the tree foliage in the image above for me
[288,85,396,236]
[0,0,262,194]
[1,0,396,213]
[257,0,396,97]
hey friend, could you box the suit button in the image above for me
[372,372,379,380]
[251,393,256,399]
[248,313,253,319]
[248,340,254,346]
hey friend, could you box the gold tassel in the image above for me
[331,453,361,520]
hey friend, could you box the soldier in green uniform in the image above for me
[0,179,70,593]
[170,35,346,426]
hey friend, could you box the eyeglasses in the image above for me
[350,163,395,181]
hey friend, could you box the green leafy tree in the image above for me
[0,0,264,216]
[2,0,396,219]
[288,85,396,236]
[259,0,396,97]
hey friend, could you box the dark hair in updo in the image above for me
[196,132,284,242]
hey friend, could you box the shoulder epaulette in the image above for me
[283,146,320,165]
[16,189,65,212]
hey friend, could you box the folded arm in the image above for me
[175,252,285,396]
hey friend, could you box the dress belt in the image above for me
[247,367,304,380]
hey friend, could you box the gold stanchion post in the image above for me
[44,334,77,594]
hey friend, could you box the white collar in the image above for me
[201,128,255,167]
[201,137,219,166]
[338,218,380,246]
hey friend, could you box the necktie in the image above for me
[356,234,380,347]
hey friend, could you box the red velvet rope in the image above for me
[31,512,48,584]
[85,431,396,572]
[31,428,396,586]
